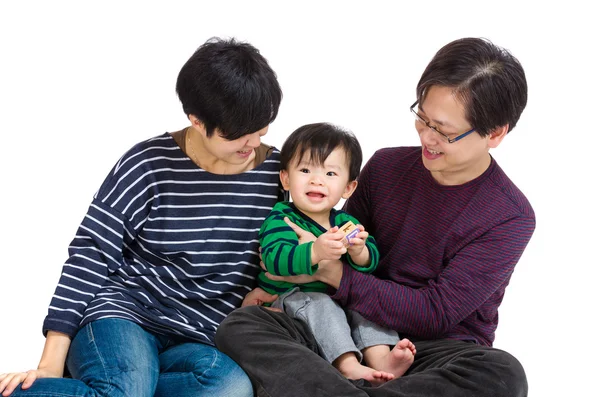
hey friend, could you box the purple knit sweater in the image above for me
[335,146,535,346]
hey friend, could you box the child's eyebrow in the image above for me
[297,160,314,167]
[324,164,343,171]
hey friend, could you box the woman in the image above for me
[0,37,283,397]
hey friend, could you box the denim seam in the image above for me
[87,323,115,395]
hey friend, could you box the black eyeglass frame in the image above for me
[410,101,476,144]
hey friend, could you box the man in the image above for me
[216,37,534,397]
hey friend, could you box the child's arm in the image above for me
[261,216,346,275]
[339,220,379,272]
[260,214,316,276]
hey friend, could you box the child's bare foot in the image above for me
[338,362,395,386]
[378,338,416,378]
[334,352,395,386]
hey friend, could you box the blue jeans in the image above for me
[11,318,252,397]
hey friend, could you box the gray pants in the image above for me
[273,289,399,364]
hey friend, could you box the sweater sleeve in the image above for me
[42,146,153,338]
[42,199,130,337]
[331,214,535,339]
[259,210,315,276]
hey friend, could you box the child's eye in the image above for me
[326,171,337,177]
[299,168,310,173]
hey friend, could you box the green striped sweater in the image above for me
[257,201,379,294]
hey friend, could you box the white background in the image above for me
[1,1,598,396]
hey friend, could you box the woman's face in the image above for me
[188,119,269,174]
[205,126,268,165]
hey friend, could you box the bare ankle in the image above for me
[333,352,362,374]
[362,344,391,368]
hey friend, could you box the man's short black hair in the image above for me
[417,37,527,136]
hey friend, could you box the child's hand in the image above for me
[346,224,369,256]
[311,226,346,264]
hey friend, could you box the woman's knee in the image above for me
[216,360,253,397]
[185,348,253,397]
[68,319,160,396]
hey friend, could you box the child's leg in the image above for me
[280,291,394,385]
[279,291,360,363]
[347,310,416,378]
[332,352,395,386]
[362,339,417,378]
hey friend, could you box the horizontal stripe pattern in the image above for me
[258,202,379,295]
[43,133,282,345]
[336,146,535,346]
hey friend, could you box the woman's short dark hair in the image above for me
[176,37,282,140]
[281,123,362,182]
[417,37,527,136]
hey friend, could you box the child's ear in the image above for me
[280,170,290,191]
[342,180,358,199]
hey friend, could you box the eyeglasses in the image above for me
[410,101,476,144]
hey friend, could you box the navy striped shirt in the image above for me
[42,132,282,345]
[336,146,535,346]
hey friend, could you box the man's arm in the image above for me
[330,215,535,339]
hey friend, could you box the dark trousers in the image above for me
[215,306,528,397]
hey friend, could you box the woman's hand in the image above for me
[0,331,70,396]
[0,367,60,396]
[242,287,279,307]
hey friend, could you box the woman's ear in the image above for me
[188,115,207,135]
[342,180,358,199]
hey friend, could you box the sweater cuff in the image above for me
[42,317,79,339]
[328,262,355,306]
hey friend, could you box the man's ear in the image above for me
[342,180,358,199]
[488,124,509,149]
[280,169,290,191]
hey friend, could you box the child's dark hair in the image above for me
[280,123,362,181]
[176,37,282,140]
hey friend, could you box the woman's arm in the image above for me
[0,331,70,396]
